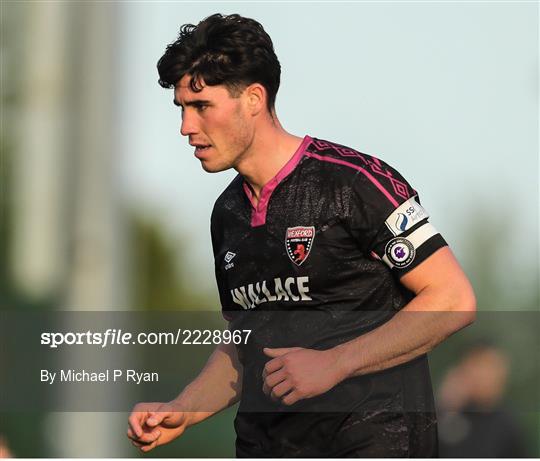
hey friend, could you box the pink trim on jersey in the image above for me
[244,135,312,227]
[304,152,400,207]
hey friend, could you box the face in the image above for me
[174,74,254,172]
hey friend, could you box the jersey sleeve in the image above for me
[210,204,234,321]
[346,163,447,278]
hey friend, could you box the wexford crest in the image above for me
[285,226,315,266]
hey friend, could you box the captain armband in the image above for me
[372,196,445,270]
[382,223,440,269]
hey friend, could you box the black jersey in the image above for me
[210,136,446,457]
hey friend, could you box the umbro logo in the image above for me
[224,251,236,270]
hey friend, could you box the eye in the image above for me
[195,103,209,113]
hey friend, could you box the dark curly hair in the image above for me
[157,14,281,112]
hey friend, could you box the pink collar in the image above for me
[243,135,312,227]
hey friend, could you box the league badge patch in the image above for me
[385,237,415,268]
[285,226,315,266]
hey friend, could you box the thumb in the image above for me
[263,347,302,358]
[146,411,169,427]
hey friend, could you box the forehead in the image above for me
[174,74,232,104]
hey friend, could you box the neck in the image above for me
[235,115,304,200]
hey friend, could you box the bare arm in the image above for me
[127,340,242,452]
[175,340,243,424]
[334,246,476,377]
[263,247,476,405]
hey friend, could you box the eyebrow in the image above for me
[173,99,211,108]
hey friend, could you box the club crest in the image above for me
[285,226,315,266]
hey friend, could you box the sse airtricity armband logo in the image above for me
[385,196,428,236]
[385,237,415,268]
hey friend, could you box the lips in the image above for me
[192,144,212,158]
[190,141,211,152]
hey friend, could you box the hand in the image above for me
[127,401,190,453]
[262,347,345,406]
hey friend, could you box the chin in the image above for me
[200,160,232,173]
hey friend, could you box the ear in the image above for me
[244,83,266,116]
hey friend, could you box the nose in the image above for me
[180,110,198,137]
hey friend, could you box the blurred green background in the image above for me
[1,1,538,457]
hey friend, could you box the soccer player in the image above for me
[127,13,476,457]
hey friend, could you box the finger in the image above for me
[263,347,301,358]
[127,425,154,441]
[263,357,283,377]
[131,439,145,448]
[262,365,275,381]
[140,440,158,452]
[128,413,144,438]
[265,369,287,389]
[262,377,278,396]
[282,390,301,406]
[271,380,293,400]
[135,429,161,444]
[127,427,139,441]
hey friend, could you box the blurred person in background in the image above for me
[438,341,528,457]
[127,13,476,457]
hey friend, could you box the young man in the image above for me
[127,13,476,457]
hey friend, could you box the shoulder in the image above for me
[305,137,416,206]
[212,174,243,212]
